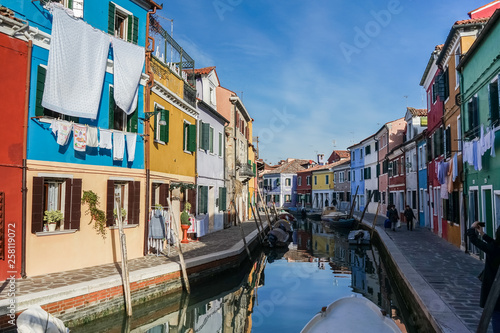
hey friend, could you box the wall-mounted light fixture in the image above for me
[140,109,167,125]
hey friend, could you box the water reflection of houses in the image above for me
[311,222,351,275]
[349,247,380,306]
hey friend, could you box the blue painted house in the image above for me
[4,0,160,277]
[417,133,429,228]
[348,143,366,212]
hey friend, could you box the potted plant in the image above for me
[114,207,127,224]
[44,210,63,232]
[180,202,191,243]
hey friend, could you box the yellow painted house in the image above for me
[247,121,257,219]
[311,164,334,209]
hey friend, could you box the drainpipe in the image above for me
[143,6,158,256]
[21,40,33,278]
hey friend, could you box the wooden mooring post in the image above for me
[370,202,381,239]
[115,194,132,317]
[167,198,191,294]
[358,190,375,227]
[349,185,359,219]
[257,188,272,225]
[250,203,264,243]
[230,200,252,260]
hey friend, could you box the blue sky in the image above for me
[158,0,483,164]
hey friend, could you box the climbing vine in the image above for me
[81,190,107,238]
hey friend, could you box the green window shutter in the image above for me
[153,105,158,139]
[376,164,380,177]
[188,124,197,152]
[202,123,210,150]
[133,16,139,44]
[220,187,227,211]
[253,163,256,175]
[209,127,214,153]
[199,121,203,147]
[68,0,73,9]
[219,132,223,156]
[160,109,169,143]
[198,186,203,213]
[127,105,138,133]
[35,66,46,117]
[127,15,133,42]
[203,186,208,214]
[109,86,115,129]
[108,2,115,35]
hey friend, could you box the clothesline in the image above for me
[31,116,146,138]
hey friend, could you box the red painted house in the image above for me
[296,161,316,208]
[0,32,29,280]
[387,145,406,220]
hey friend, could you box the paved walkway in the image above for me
[0,221,263,302]
[354,211,489,333]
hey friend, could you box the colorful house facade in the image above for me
[348,143,365,212]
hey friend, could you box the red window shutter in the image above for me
[31,177,44,233]
[71,179,82,230]
[106,180,114,226]
[159,183,169,207]
[151,183,156,208]
[133,181,141,224]
[188,188,196,213]
[64,179,72,230]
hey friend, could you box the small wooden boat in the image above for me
[301,296,402,333]
[264,219,293,248]
[277,212,297,222]
[348,230,371,245]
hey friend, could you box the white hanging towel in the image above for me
[113,132,125,161]
[42,7,110,120]
[126,133,137,162]
[73,124,87,152]
[56,120,72,146]
[111,37,145,115]
[99,129,113,149]
[86,126,98,147]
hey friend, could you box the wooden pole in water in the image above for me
[115,195,132,317]
[359,190,375,226]
[370,202,381,239]
[349,185,359,219]
[252,203,266,234]
[250,203,263,243]
[167,198,191,294]
[477,266,500,333]
[257,188,272,226]
[231,200,252,260]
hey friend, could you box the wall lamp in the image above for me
[140,109,166,125]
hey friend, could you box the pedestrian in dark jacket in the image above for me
[404,205,415,231]
[467,221,500,332]
[388,205,399,231]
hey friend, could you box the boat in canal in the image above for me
[348,229,371,245]
[322,217,355,231]
[300,295,402,333]
[264,219,293,248]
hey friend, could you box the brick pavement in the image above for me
[0,220,262,302]
[355,211,490,333]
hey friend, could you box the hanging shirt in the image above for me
[99,129,112,149]
[113,132,125,161]
[86,126,98,148]
[126,133,137,162]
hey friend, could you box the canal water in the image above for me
[72,219,416,332]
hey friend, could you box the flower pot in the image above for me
[48,223,57,232]
[181,224,190,243]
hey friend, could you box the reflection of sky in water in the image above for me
[251,260,354,332]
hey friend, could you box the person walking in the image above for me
[388,205,399,231]
[404,205,415,231]
[467,221,500,332]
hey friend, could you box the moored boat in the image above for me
[300,295,402,333]
[322,217,355,231]
[264,219,293,248]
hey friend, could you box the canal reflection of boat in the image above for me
[348,230,371,245]
[300,295,402,333]
[322,218,355,231]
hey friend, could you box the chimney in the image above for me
[317,154,324,166]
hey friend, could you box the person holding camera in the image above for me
[467,221,500,332]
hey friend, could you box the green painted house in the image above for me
[458,9,500,245]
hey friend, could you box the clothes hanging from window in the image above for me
[99,129,112,149]
[42,6,110,120]
[452,153,458,182]
[111,37,144,115]
[86,126,98,147]
[53,120,72,146]
[475,141,483,171]
[149,210,166,240]
[73,124,87,152]
[491,128,496,157]
[440,182,448,199]
[125,133,137,162]
[113,132,125,161]
[447,157,454,193]
[437,161,449,185]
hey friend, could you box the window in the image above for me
[442,67,450,101]
[314,176,317,185]
[285,178,291,186]
[466,96,479,138]
[34,66,79,122]
[445,126,451,158]
[183,121,197,152]
[198,186,208,214]
[64,0,84,17]
[307,176,311,185]
[108,2,138,44]
[154,105,169,143]
[364,167,371,179]
[432,80,437,104]
[109,86,138,132]
[352,171,355,181]
[298,176,302,186]
[210,87,215,105]
[455,46,461,88]
[106,180,140,226]
[199,121,210,150]
[31,177,82,233]
[285,195,291,202]
[339,172,344,183]
[151,183,169,207]
[352,152,355,161]
[375,141,379,151]
[360,149,363,158]
[489,78,499,126]
[412,190,417,209]
[325,175,329,184]
[218,132,223,156]
[360,169,364,181]
[365,145,371,155]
